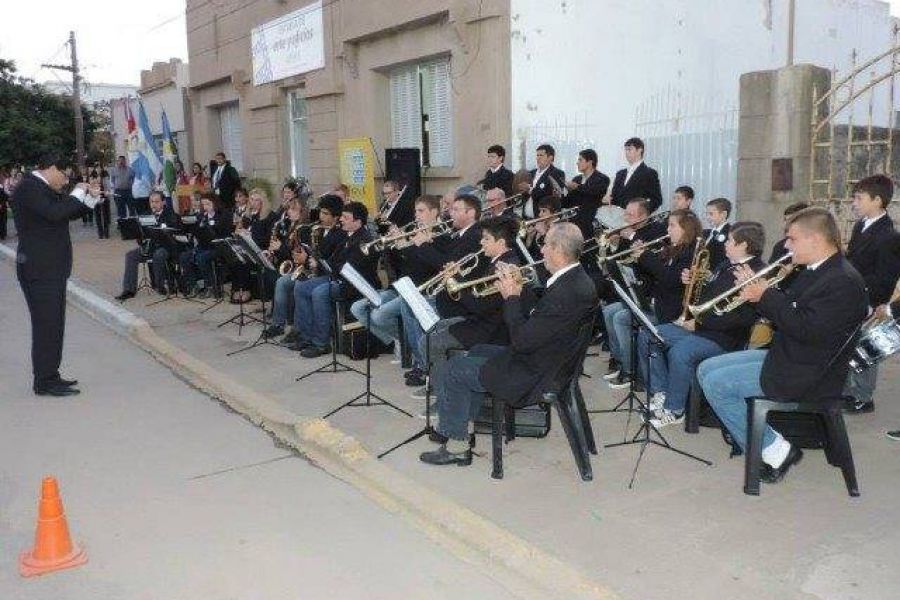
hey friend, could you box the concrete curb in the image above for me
[1,242,618,600]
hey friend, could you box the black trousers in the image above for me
[17,273,68,386]
[0,204,7,239]
[94,199,111,238]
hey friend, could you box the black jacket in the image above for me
[11,173,92,280]
[610,162,663,212]
[758,253,867,401]
[317,225,347,263]
[211,161,241,208]
[523,165,565,218]
[333,228,381,296]
[195,210,234,250]
[413,223,482,273]
[449,250,521,348]
[769,237,790,263]
[380,194,415,229]
[845,214,900,305]
[145,206,184,255]
[701,222,732,270]
[478,165,515,197]
[637,244,694,323]
[564,170,610,239]
[694,256,766,351]
[480,265,598,406]
[432,225,489,318]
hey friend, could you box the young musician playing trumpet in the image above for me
[636,222,767,428]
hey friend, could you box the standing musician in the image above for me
[600,198,667,381]
[268,195,345,347]
[702,197,732,269]
[11,155,100,397]
[671,185,694,211]
[349,195,444,360]
[770,202,810,262]
[179,191,233,298]
[608,137,663,212]
[604,209,702,390]
[517,144,565,218]
[636,222,767,428]
[399,193,484,388]
[293,201,380,358]
[420,223,597,466]
[115,190,182,301]
[564,148,610,240]
[424,217,522,409]
[230,187,276,303]
[477,144,515,197]
[698,207,867,484]
[843,174,900,414]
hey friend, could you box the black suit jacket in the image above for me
[480,265,597,406]
[702,223,732,270]
[846,215,900,305]
[195,210,234,250]
[610,162,663,212]
[211,162,241,208]
[637,244,694,323]
[769,237,790,263]
[565,170,610,239]
[449,250,521,348]
[332,228,381,295]
[383,194,415,229]
[758,253,867,400]
[524,165,565,218]
[11,173,92,280]
[478,165,515,197]
[694,256,766,351]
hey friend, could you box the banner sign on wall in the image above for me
[251,1,325,86]
[338,138,377,214]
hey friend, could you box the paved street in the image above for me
[0,257,518,600]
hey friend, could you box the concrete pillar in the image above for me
[736,64,831,253]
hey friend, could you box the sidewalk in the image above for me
[6,224,900,599]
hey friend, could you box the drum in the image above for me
[849,319,900,372]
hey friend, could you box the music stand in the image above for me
[144,227,202,306]
[378,277,440,458]
[118,217,153,294]
[215,238,262,335]
[320,266,412,419]
[603,281,711,488]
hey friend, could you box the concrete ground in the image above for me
[0,257,518,599]
[4,222,900,599]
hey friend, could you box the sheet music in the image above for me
[393,276,440,332]
[181,215,198,225]
[138,215,156,227]
[341,264,382,307]
[235,230,275,270]
[611,280,664,343]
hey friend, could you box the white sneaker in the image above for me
[649,392,666,412]
[649,409,684,430]
[391,339,403,365]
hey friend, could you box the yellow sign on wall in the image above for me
[338,137,377,214]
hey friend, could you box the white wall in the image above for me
[510,0,896,202]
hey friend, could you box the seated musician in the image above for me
[269,194,344,344]
[524,196,561,266]
[293,201,379,358]
[425,216,522,406]
[698,208,867,484]
[399,192,483,388]
[349,195,442,360]
[670,185,694,211]
[563,148,610,240]
[636,222,767,428]
[483,187,510,218]
[115,190,181,301]
[599,198,668,385]
[769,202,809,263]
[230,187,276,303]
[179,192,233,298]
[420,223,597,465]
[232,187,249,227]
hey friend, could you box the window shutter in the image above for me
[390,66,421,149]
[425,58,453,167]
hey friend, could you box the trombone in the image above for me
[585,210,671,253]
[518,206,578,237]
[418,249,485,297]
[446,260,544,299]
[481,192,526,218]
[688,253,795,317]
[361,219,454,255]
[596,234,670,265]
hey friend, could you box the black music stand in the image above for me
[378,277,440,458]
[295,259,365,380]
[321,266,412,419]
[215,239,262,335]
[602,281,711,488]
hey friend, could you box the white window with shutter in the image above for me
[389,57,453,167]
[287,90,310,179]
[218,103,244,172]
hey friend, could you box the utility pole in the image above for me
[787,0,796,66]
[42,31,85,173]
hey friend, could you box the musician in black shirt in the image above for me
[115,191,182,300]
[180,192,233,298]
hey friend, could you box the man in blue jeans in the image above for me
[698,208,867,484]
[637,222,766,428]
[293,201,379,358]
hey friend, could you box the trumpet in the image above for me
[418,249,485,297]
[688,253,795,317]
[361,220,453,255]
[446,260,544,299]
[586,210,671,253]
[518,207,578,237]
[481,192,526,217]
[676,238,711,323]
[596,234,670,265]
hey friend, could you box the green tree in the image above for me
[0,58,96,169]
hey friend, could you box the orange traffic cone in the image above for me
[19,477,87,577]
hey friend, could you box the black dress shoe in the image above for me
[300,344,331,358]
[419,445,473,466]
[290,339,312,352]
[34,384,81,397]
[263,324,284,338]
[115,291,135,301]
[843,396,875,414]
[406,371,427,387]
[282,330,299,345]
[54,377,78,387]
[428,430,449,444]
[762,445,803,484]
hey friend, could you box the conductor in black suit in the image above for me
[420,222,597,466]
[517,144,565,219]
[477,144,514,197]
[563,148,610,239]
[10,156,100,397]
[608,137,663,212]
[210,151,241,210]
